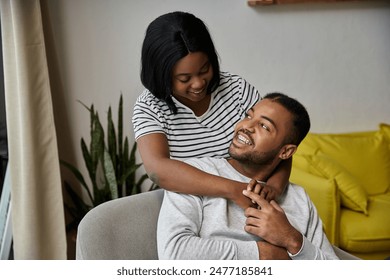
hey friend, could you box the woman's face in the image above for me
[171,52,214,109]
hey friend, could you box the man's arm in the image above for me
[243,190,339,260]
[157,190,258,260]
[257,241,290,260]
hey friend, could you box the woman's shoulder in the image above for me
[219,71,243,81]
[136,89,159,103]
[135,89,169,109]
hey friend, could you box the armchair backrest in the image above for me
[76,189,164,260]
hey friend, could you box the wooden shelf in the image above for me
[248,0,367,6]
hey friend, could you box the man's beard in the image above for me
[228,146,281,166]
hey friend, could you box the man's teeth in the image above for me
[238,134,252,145]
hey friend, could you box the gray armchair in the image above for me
[76,189,359,260]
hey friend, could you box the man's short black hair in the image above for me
[262,92,311,146]
[140,11,220,114]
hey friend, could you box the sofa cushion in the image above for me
[340,195,390,253]
[295,140,318,155]
[290,167,339,244]
[292,154,312,171]
[304,155,368,214]
[301,131,390,196]
[380,123,390,150]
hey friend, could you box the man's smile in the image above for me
[236,130,253,146]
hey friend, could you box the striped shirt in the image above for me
[132,72,260,160]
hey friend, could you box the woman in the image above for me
[132,11,291,208]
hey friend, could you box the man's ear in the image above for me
[279,144,297,160]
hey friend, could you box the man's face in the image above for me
[228,99,293,165]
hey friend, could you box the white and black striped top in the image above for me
[132,72,260,160]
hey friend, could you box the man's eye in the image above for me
[260,123,269,131]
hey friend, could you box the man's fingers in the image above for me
[270,200,284,213]
[244,207,261,218]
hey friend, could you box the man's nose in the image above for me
[241,119,256,132]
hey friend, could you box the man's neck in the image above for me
[227,158,278,182]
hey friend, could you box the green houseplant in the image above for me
[61,95,155,231]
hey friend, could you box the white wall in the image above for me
[45,0,390,176]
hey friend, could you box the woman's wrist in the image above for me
[223,180,241,198]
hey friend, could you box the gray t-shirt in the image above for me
[157,157,338,260]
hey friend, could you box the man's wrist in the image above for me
[286,231,303,255]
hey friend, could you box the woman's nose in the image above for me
[191,76,206,89]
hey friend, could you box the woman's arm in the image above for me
[264,158,292,200]
[137,133,253,208]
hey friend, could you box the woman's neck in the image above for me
[176,94,212,117]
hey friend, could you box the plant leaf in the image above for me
[123,137,129,172]
[130,140,137,165]
[60,160,94,203]
[107,106,117,176]
[80,138,95,187]
[64,180,92,212]
[91,112,105,167]
[103,149,118,199]
[118,94,123,158]
[133,173,149,195]
[119,163,142,185]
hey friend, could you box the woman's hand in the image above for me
[246,179,278,202]
[228,182,256,209]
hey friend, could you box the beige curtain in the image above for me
[0,0,67,259]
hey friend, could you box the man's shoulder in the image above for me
[184,157,247,183]
[283,182,311,204]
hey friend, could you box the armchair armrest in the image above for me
[290,167,340,246]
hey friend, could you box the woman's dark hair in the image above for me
[140,11,220,114]
[262,92,311,146]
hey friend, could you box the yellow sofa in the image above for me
[290,123,390,260]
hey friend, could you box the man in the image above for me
[157,92,338,260]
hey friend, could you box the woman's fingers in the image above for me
[243,189,267,210]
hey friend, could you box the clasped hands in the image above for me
[242,179,303,260]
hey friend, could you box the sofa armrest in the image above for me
[291,167,340,246]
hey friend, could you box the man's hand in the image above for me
[243,190,303,255]
[257,241,290,260]
[246,179,278,202]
